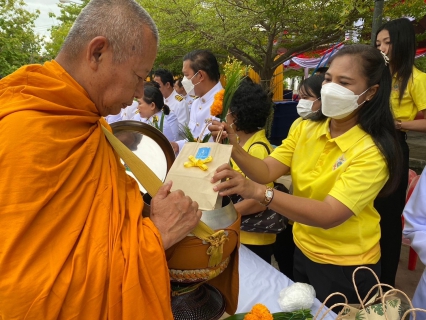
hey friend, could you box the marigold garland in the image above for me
[210,89,225,117]
[243,304,274,320]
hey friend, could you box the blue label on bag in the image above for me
[196,147,211,160]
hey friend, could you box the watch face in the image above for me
[266,189,274,199]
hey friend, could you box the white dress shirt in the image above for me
[121,101,140,120]
[133,110,178,142]
[176,81,222,151]
[403,168,426,316]
[185,94,196,114]
[165,89,189,136]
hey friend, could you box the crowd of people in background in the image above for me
[1,0,426,317]
[102,16,426,312]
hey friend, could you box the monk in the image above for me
[0,0,201,319]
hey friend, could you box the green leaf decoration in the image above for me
[179,123,196,142]
[388,299,399,308]
[179,123,212,143]
[159,112,165,132]
[369,303,385,316]
[355,311,365,320]
[202,133,212,143]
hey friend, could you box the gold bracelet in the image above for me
[395,120,402,130]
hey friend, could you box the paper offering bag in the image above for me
[165,142,233,210]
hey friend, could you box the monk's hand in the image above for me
[150,181,202,250]
[212,164,264,201]
[208,120,239,146]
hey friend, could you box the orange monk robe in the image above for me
[0,61,173,319]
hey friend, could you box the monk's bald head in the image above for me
[59,0,158,63]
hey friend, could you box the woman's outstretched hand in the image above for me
[211,163,264,201]
[208,120,239,145]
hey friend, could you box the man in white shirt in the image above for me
[174,77,196,114]
[153,69,189,137]
[105,100,139,124]
[171,50,223,154]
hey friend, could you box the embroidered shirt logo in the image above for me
[333,155,346,171]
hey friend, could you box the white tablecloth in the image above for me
[237,245,337,320]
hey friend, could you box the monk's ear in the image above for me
[86,36,110,71]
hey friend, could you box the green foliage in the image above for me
[179,122,212,143]
[140,0,358,86]
[44,0,89,58]
[220,58,249,121]
[44,0,426,89]
[0,0,44,76]
[415,56,426,73]
[152,113,165,132]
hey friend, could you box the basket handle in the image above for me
[402,308,426,320]
[361,283,394,305]
[313,292,348,320]
[351,266,383,308]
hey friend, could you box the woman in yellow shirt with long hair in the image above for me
[210,44,402,308]
[375,17,426,287]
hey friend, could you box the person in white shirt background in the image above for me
[134,82,179,141]
[171,49,222,154]
[104,99,139,124]
[403,168,426,317]
[174,77,196,114]
[153,68,189,138]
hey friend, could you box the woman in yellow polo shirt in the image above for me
[375,18,426,287]
[227,79,275,263]
[210,44,402,307]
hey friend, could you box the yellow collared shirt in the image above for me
[270,119,388,265]
[231,130,276,246]
[391,67,426,121]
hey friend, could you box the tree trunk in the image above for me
[371,0,384,45]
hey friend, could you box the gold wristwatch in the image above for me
[260,186,274,206]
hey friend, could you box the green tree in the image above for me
[0,0,44,76]
[141,0,355,89]
[45,0,426,87]
[44,1,89,59]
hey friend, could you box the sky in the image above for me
[25,0,63,40]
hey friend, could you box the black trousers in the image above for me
[374,131,409,287]
[273,224,296,280]
[244,243,275,264]
[293,247,381,311]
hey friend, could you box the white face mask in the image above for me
[181,71,199,96]
[321,83,369,119]
[296,98,320,119]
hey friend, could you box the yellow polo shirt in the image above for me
[270,119,388,265]
[288,117,303,134]
[231,130,275,246]
[391,67,426,121]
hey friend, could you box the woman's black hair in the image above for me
[329,44,402,196]
[298,74,326,121]
[375,18,416,104]
[229,78,272,134]
[143,82,170,115]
